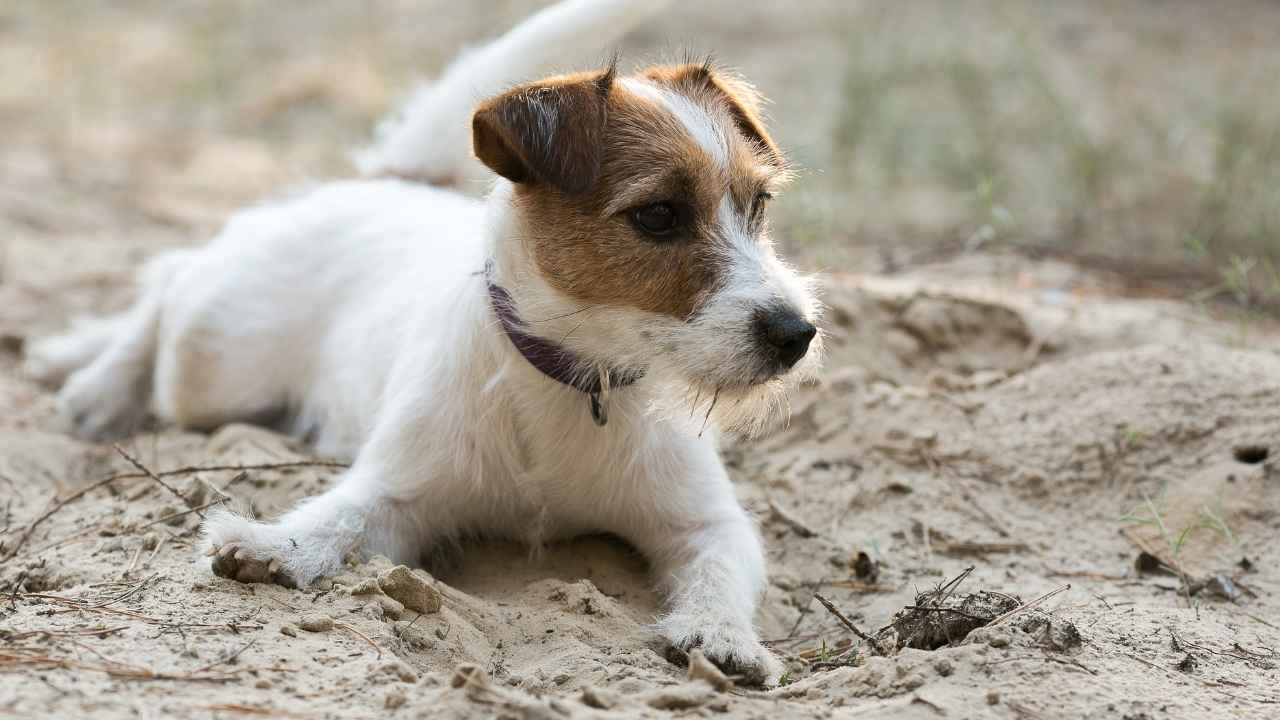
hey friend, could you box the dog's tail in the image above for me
[355,0,671,187]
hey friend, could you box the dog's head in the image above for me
[474,61,821,433]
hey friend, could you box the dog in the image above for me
[24,0,822,685]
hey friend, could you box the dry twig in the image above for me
[813,592,887,656]
[3,459,345,562]
[135,499,228,531]
[989,584,1071,626]
[106,460,348,483]
[334,622,382,659]
[1,475,130,561]
[112,444,200,514]
[767,499,818,538]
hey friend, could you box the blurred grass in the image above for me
[782,1,1280,310]
[4,0,1280,309]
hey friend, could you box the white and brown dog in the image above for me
[26,0,821,684]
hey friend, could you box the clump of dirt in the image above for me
[1011,612,1084,652]
[869,567,1081,653]
[883,589,1021,651]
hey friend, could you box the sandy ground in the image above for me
[2,243,1278,718]
[3,2,1280,718]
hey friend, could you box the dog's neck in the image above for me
[482,182,643,425]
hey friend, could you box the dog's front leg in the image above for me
[202,467,413,588]
[650,506,782,685]
[202,397,442,588]
[630,447,782,686]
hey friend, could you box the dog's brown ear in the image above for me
[472,67,614,195]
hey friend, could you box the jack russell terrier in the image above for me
[26,0,822,685]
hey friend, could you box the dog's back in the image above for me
[23,0,672,446]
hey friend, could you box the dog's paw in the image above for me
[208,543,298,588]
[22,344,66,386]
[56,366,147,441]
[660,617,783,686]
[24,329,101,386]
[201,509,328,589]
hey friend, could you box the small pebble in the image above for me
[298,614,334,632]
[254,679,272,689]
[152,504,181,526]
[642,683,715,711]
[380,660,419,684]
[280,624,298,637]
[686,649,732,692]
[986,632,1010,648]
[185,479,209,506]
[581,681,619,707]
[350,578,382,595]
[385,690,407,709]
[377,595,406,621]
[986,689,1000,705]
[379,566,442,614]
[450,664,489,689]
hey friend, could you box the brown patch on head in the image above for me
[472,63,789,320]
[643,61,783,165]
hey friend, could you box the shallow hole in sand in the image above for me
[1232,445,1269,465]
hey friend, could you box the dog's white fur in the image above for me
[25,0,822,685]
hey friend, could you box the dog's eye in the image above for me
[631,202,680,237]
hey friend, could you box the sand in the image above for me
[2,244,1278,719]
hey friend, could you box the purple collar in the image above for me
[485,265,642,425]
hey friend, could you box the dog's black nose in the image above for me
[756,307,817,368]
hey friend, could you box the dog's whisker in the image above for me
[524,305,600,323]
[558,309,596,346]
[689,384,704,420]
[698,386,721,438]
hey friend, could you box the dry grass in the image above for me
[3,0,1280,307]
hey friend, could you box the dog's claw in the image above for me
[210,542,300,589]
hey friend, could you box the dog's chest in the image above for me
[487,389,663,536]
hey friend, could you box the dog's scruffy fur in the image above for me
[24,0,822,684]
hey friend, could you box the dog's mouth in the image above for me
[664,337,821,436]
[679,358,785,394]
[734,362,795,388]
[635,306,822,435]
[665,325,823,389]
